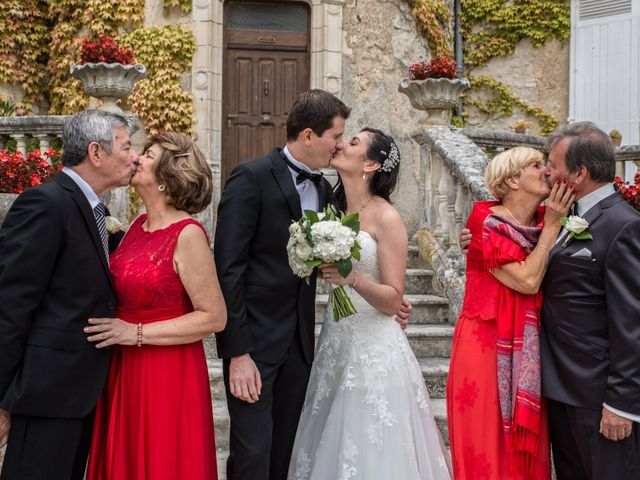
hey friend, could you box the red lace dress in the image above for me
[446,201,550,480]
[87,215,217,480]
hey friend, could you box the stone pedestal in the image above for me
[70,63,147,115]
[398,77,470,125]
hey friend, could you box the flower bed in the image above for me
[0,148,62,194]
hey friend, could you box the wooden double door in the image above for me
[222,1,310,183]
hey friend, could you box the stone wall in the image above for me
[464,38,570,136]
[341,0,433,236]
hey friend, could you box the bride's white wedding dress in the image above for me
[288,232,451,480]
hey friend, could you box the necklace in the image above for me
[503,205,534,227]
[503,205,521,225]
[359,195,374,213]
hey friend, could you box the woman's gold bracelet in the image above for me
[137,323,143,347]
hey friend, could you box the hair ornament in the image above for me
[379,142,399,173]
[174,152,190,158]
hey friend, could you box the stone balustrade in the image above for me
[0,116,69,157]
[411,126,492,322]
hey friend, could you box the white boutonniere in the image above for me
[105,216,125,235]
[560,215,593,247]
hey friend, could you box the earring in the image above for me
[158,185,166,192]
[363,172,366,181]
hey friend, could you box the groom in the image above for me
[0,110,136,479]
[214,89,351,480]
[540,122,640,479]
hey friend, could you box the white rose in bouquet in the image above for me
[286,206,362,321]
[310,221,357,262]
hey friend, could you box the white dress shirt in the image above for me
[282,146,321,213]
[62,166,101,210]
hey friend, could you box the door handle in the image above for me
[227,114,238,127]
[263,79,270,96]
[261,114,272,125]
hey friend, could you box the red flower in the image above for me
[408,57,458,80]
[0,148,62,194]
[614,175,640,212]
[79,35,136,65]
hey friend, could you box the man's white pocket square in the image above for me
[570,247,593,259]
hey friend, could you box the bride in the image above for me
[287,128,451,480]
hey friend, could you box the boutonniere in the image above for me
[560,215,593,247]
[105,216,126,235]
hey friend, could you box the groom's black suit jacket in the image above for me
[541,191,640,415]
[214,148,332,365]
[0,172,117,418]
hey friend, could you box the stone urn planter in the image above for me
[0,193,18,226]
[70,63,147,115]
[398,77,470,125]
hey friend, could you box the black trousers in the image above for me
[548,399,640,480]
[0,411,94,480]
[223,330,311,480]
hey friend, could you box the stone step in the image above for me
[207,356,450,403]
[315,293,449,325]
[212,397,449,453]
[405,268,434,294]
[408,244,429,269]
[317,268,434,295]
[204,323,454,361]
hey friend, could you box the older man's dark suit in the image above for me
[541,191,640,479]
[214,148,331,480]
[0,172,118,479]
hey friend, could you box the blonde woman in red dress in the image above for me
[85,132,226,479]
[447,147,573,479]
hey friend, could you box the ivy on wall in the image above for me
[47,0,145,115]
[407,0,571,134]
[0,1,51,111]
[0,0,196,135]
[408,0,453,58]
[461,0,570,67]
[466,75,558,135]
[122,26,197,134]
[163,0,192,13]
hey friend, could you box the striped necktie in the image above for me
[94,202,109,265]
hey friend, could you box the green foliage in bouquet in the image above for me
[287,205,362,321]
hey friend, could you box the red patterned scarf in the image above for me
[485,215,544,475]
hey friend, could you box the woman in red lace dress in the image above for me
[446,147,573,479]
[85,132,226,479]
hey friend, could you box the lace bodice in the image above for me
[110,214,206,314]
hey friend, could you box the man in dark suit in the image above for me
[214,89,351,480]
[0,110,137,479]
[540,122,640,479]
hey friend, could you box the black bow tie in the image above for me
[281,152,323,185]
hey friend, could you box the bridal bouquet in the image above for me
[287,205,361,321]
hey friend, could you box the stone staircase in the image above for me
[204,244,454,479]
